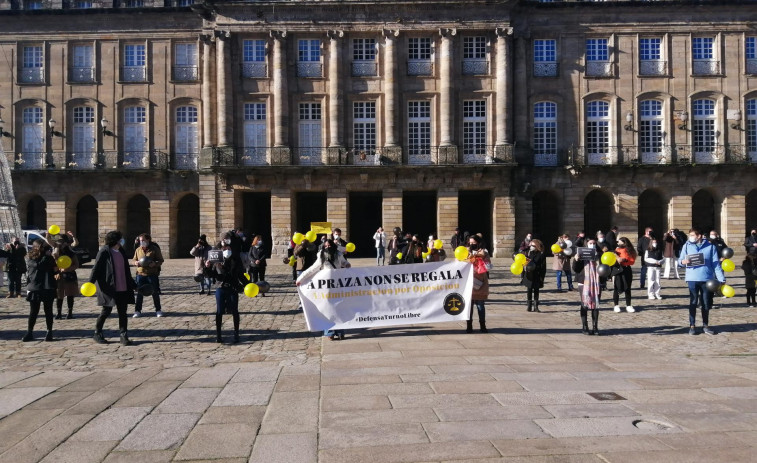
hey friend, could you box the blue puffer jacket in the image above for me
[679,239,725,283]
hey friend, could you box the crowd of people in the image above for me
[2,224,756,344]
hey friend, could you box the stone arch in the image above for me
[174,193,200,258]
[125,194,150,256]
[25,195,46,229]
[531,190,562,244]
[692,189,718,234]
[584,189,613,239]
[76,195,99,252]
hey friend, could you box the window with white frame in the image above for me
[639,38,665,76]
[407,37,433,76]
[353,101,376,157]
[463,36,488,75]
[408,101,431,163]
[123,106,147,168]
[71,44,94,83]
[692,37,719,75]
[242,39,267,78]
[463,100,487,161]
[20,45,44,83]
[533,39,557,77]
[298,103,322,164]
[352,38,377,76]
[176,0,192,6]
[71,1,93,8]
[639,100,665,164]
[585,38,611,77]
[173,43,198,81]
[24,0,43,10]
[586,100,610,165]
[123,44,147,82]
[297,39,322,77]
[747,37,757,75]
[123,0,144,7]
[175,106,198,169]
[533,101,557,166]
[692,99,717,163]
[21,107,44,168]
[747,98,757,162]
[72,106,95,169]
[243,103,267,165]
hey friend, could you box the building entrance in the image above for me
[296,192,327,237]
[348,192,382,258]
[458,190,493,252]
[402,191,436,239]
[242,192,272,256]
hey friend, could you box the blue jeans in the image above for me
[556,270,573,290]
[687,280,712,326]
[215,286,239,315]
[199,277,213,292]
[470,300,486,323]
[376,247,385,265]
[135,275,162,313]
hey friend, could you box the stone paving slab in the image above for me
[319,423,429,449]
[0,408,62,453]
[154,387,221,414]
[318,441,501,463]
[70,406,152,442]
[0,371,40,388]
[424,419,549,441]
[259,391,319,434]
[0,387,58,418]
[0,413,94,463]
[212,381,276,406]
[174,423,256,460]
[534,416,682,438]
[490,435,671,457]
[38,440,117,463]
[116,413,201,451]
[249,433,317,463]
[321,408,439,428]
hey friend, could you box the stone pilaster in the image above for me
[201,34,213,148]
[437,187,458,249]
[495,27,513,148]
[98,196,118,244]
[215,30,231,147]
[150,196,170,255]
[199,173,218,240]
[383,29,400,150]
[46,200,66,233]
[615,193,638,238]
[722,193,745,255]
[439,28,456,147]
[670,194,693,232]
[327,185,348,239]
[215,176,236,239]
[563,187,585,236]
[493,190,516,257]
[382,187,403,230]
[327,30,344,148]
[513,195,532,256]
[271,187,292,257]
[271,30,289,148]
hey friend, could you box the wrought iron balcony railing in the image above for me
[173,65,199,81]
[297,62,322,78]
[407,60,433,76]
[462,59,489,76]
[121,66,147,82]
[236,147,270,166]
[352,61,378,77]
[585,61,613,77]
[20,67,44,83]
[639,60,667,76]
[13,152,47,169]
[70,66,95,83]
[748,59,757,75]
[533,62,558,77]
[692,59,720,76]
[242,62,267,78]
[173,152,198,170]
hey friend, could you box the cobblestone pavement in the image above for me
[1,258,756,462]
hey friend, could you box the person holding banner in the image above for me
[467,235,489,333]
[679,228,725,335]
[572,237,602,335]
[387,227,405,264]
[297,239,351,340]
[522,239,547,312]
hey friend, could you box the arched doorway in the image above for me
[638,189,667,238]
[125,194,150,256]
[176,194,200,258]
[747,189,757,236]
[76,195,99,253]
[532,190,562,245]
[584,190,613,239]
[692,189,717,233]
[26,195,46,229]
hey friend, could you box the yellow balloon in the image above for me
[244,283,259,298]
[396,252,403,260]
[454,246,469,261]
[305,230,317,242]
[721,259,735,273]
[601,252,617,266]
[56,255,72,269]
[434,239,443,250]
[514,253,527,264]
[292,232,304,245]
[80,282,96,297]
[550,244,562,254]
[721,284,735,298]
[48,225,60,235]
[244,272,251,281]
[510,262,523,275]
[345,242,356,253]
[422,251,430,259]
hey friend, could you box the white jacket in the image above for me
[373,231,387,249]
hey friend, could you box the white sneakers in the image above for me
[614,305,622,312]
[614,305,636,313]
[132,312,141,318]
[156,311,164,317]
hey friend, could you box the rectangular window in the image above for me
[639,38,665,76]
[533,102,557,166]
[123,106,147,168]
[71,1,93,8]
[692,37,719,75]
[175,106,198,169]
[242,39,267,78]
[71,45,94,82]
[297,39,322,77]
[123,44,147,82]
[586,101,610,165]
[174,43,198,81]
[639,100,664,163]
[352,38,377,76]
[747,37,757,74]
[462,37,488,75]
[747,99,757,161]
[24,0,43,10]
[21,107,44,167]
[353,101,377,158]
[243,103,268,165]
[298,102,322,165]
[408,38,433,76]
[408,101,431,163]
[20,45,44,83]
[533,39,557,77]
[123,0,144,7]
[585,38,611,77]
[463,100,486,161]
[72,106,96,169]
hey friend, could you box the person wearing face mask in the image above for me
[387,227,406,264]
[450,227,462,250]
[373,227,387,266]
[522,239,547,312]
[5,238,26,298]
[517,233,533,256]
[48,232,80,319]
[331,228,348,253]
[612,237,637,313]
[605,226,619,251]
[209,244,248,343]
[744,229,757,253]
[248,235,267,284]
[741,249,757,308]
[708,230,727,258]
[637,227,654,290]
[297,239,351,340]
[294,238,319,279]
[89,230,137,345]
[644,239,664,300]
[679,228,725,335]
[191,235,214,295]
[662,229,682,280]
[132,233,164,318]
[466,235,489,333]
[572,239,602,335]
[552,235,574,293]
[22,240,57,342]
[400,234,425,264]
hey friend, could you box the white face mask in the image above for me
[223,239,231,245]
[333,234,340,239]
[652,243,658,248]
[140,240,150,248]
[709,235,717,240]
[598,237,605,243]
[222,250,232,259]
[689,236,698,243]
[529,245,536,251]
[429,236,434,241]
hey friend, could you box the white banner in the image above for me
[297,260,474,331]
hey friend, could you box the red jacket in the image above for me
[616,247,636,267]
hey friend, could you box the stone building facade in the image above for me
[0,0,755,258]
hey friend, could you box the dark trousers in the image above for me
[639,264,647,288]
[28,299,54,333]
[135,275,162,312]
[250,266,266,283]
[687,281,712,326]
[215,286,240,336]
[613,287,632,306]
[96,302,129,335]
[8,270,22,294]
[527,286,540,301]
[469,300,486,323]
[747,288,756,305]
[56,296,75,311]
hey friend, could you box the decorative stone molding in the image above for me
[439,28,457,38]
[495,27,514,38]
[382,29,400,38]
[269,30,287,40]
[326,30,344,40]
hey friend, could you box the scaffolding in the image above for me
[0,141,22,246]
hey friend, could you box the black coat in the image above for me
[212,257,247,292]
[605,230,618,251]
[521,250,547,289]
[744,234,757,253]
[249,245,267,267]
[26,255,57,292]
[89,246,136,307]
[6,245,27,273]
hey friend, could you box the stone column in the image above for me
[271,30,291,164]
[438,28,458,164]
[98,195,118,246]
[615,193,638,238]
[495,27,513,162]
[202,34,213,148]
[199,174,218,241]
[327,31,345,165]
[215,30,230,147]
[327,185,348,239]
[383,29,402,164]
[46,200,66,233]
[722,193,746,254]
[150,196,170,257]
[670,194,693,232]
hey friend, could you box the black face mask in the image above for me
[469,244,479,250]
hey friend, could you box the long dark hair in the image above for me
[27,239,48,260]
